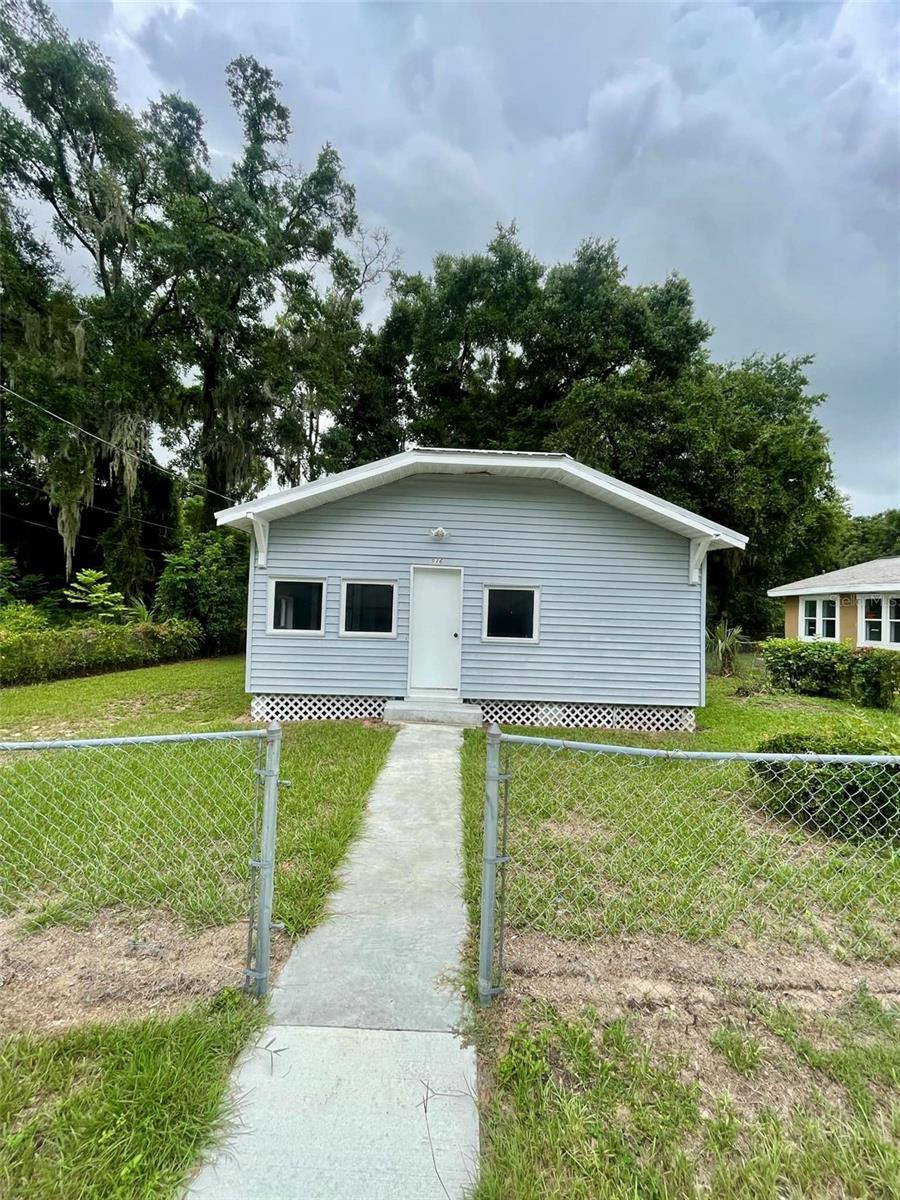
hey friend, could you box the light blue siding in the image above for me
[248,475,703,706]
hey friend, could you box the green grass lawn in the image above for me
[0,656,395,936]
[0,656,394,1199]
[463,672,900,1198]
[475,992,900,1199]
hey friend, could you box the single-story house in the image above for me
[216,448,747,729]
[768,557,900,650]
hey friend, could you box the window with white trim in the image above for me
[799,595,837,641]
[269,579,325,634]
[341,580,397,636]
[483,586,539,642]
[859,593,900,648]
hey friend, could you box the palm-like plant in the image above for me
[125,597,155,624]
[707,620,744,676]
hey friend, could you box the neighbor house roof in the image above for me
[215,448,748,550]
[767,557,900,598]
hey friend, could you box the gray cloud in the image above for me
[51,0,899,513]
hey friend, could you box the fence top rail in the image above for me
[496,731,900,767]
[0,728,272,752]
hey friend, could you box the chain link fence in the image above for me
[478,729,900,1009]
[0,727,281,1032]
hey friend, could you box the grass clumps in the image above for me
[710,1023,763,1076]
[753,987,900,1119]
[474,1004,900,1200]
[0,991,264,1200]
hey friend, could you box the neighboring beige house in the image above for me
[768,557,900,649]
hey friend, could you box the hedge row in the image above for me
[751,732,900,840]
[0,619,201,687]
[761,638,899,709]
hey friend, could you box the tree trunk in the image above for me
[199,348,227,529]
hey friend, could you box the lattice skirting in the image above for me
[471,699,695,733]
[250,694,391,722]
[251,693,695,732]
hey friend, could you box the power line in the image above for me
[2,511,168,558]
[0,382,237,505]
[3,475,176,534]
[3,512,101,544]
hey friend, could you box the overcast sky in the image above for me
[50,0,899,515]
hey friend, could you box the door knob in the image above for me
[453,632,459,638]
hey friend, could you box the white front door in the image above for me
[408,567,462,696]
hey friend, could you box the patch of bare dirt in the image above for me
[0,908,290,1034]
[492,929,900,1119]
[102,691,208,720]
[0,692,212,741]
[544,814,610,841]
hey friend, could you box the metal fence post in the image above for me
[478,721,502,1005]
[254,721,281,998]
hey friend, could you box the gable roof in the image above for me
[215,448,748,550]
[767,557,900,597]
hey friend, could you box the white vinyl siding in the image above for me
[247,474,704,705]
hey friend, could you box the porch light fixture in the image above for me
[428,527,449,540]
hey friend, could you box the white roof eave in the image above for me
[768,583,900,598]
[216,450,748,551]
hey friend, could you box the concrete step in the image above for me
[383,699,483,728]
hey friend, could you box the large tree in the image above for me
[0,0,176,572]
[265,229,398,484]
[553,354,847,630]
[838,510,900,567]
[2,1,364,541]
[397,225,544,448]
[145,59,357,521]
[392,228,710,451]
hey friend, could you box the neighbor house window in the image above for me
[269,579,325,634]
[341,580,397,636]
[483,586,539,642]
[799,595,837,641]
[859,594,900,648]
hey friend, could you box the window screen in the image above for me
[486,588,536,640]
[890,598,900,645]
[821,598,836,639]
[864,597,882,643]
[803,599,817,638]
[273,580,323,631]
[343,582,395,634]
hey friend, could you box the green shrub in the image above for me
[761,638,854,699]
[156,531,248,653]
[851,649,898,710]
[0,619,201,686]
[750,732,900,840]
[761,639,898,709]
[0,601,49,632]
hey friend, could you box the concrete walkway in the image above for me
[186,724,479,1199]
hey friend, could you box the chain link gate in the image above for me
[0,723,284,1022]
[479,724,900,1006]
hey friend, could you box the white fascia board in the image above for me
[557,460,746,549]
[215,449,422,533]
[768,584,898,598]
[215,449,748,550]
